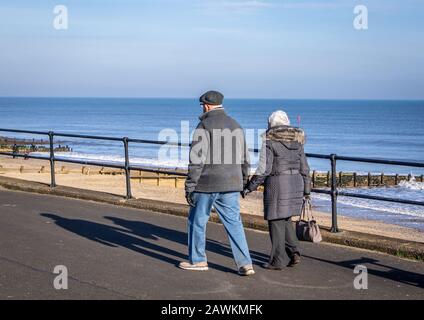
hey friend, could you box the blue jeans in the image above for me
[188,192,252,268]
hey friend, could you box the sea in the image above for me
[1,97,424,231]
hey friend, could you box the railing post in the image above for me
[48,131,56,188]
[330,154,339,233]
[123,137,132,199]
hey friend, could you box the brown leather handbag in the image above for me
[296,198,322,243]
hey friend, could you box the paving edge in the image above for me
[0,175,423,261]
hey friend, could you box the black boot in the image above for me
[288,253,301,267]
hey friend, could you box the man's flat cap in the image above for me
[199,91,224,105]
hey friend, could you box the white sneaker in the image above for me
[179,261,209,271]
[238,265,255,276]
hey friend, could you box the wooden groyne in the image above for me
[0,145,72,153]
[0,162,422,189]
[0,136,72,154]
[0,136,50,145]
[130,170,423,189]
[311,170,423,188]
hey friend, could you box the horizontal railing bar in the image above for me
[54,157,125,169]
[0,152,49,161]
[0,128,49,135]
[52,132,123,142]
[335,155,424,168]
[306,153,333,160]
[128,138,190,147]
[248,150,423,166]
[337,191,424,206]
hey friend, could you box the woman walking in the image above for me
[243,110,311,270]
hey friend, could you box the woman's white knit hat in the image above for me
[268,110,290,128]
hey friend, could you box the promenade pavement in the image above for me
[0,189,423,299]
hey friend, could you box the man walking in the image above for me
[179,90,255,276]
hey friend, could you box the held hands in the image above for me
[241,189,250,199]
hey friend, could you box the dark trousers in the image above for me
[268,218,300,267]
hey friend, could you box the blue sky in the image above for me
[0,0,423,99]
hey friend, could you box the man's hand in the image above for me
[241,189,250,199]
[185,191,195,207]
[303,194,311,200]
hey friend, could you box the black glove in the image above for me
[241,189,250,199]
[185,191,195,207]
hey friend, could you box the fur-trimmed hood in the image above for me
[264,125,306,145]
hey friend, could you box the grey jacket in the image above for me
[246,126,311,220]
[185,108,250,193]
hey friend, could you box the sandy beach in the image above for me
[1,155,423,243]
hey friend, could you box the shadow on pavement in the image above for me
[303,254,424,289]
[104,216,269,265]
[40,213,268,274]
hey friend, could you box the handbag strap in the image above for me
[306,198,316,221]
[300,199,308,221]
[301,198,316,221]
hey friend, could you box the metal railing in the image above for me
[1,128,424,233]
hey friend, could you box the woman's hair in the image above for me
[268,110,290,128]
